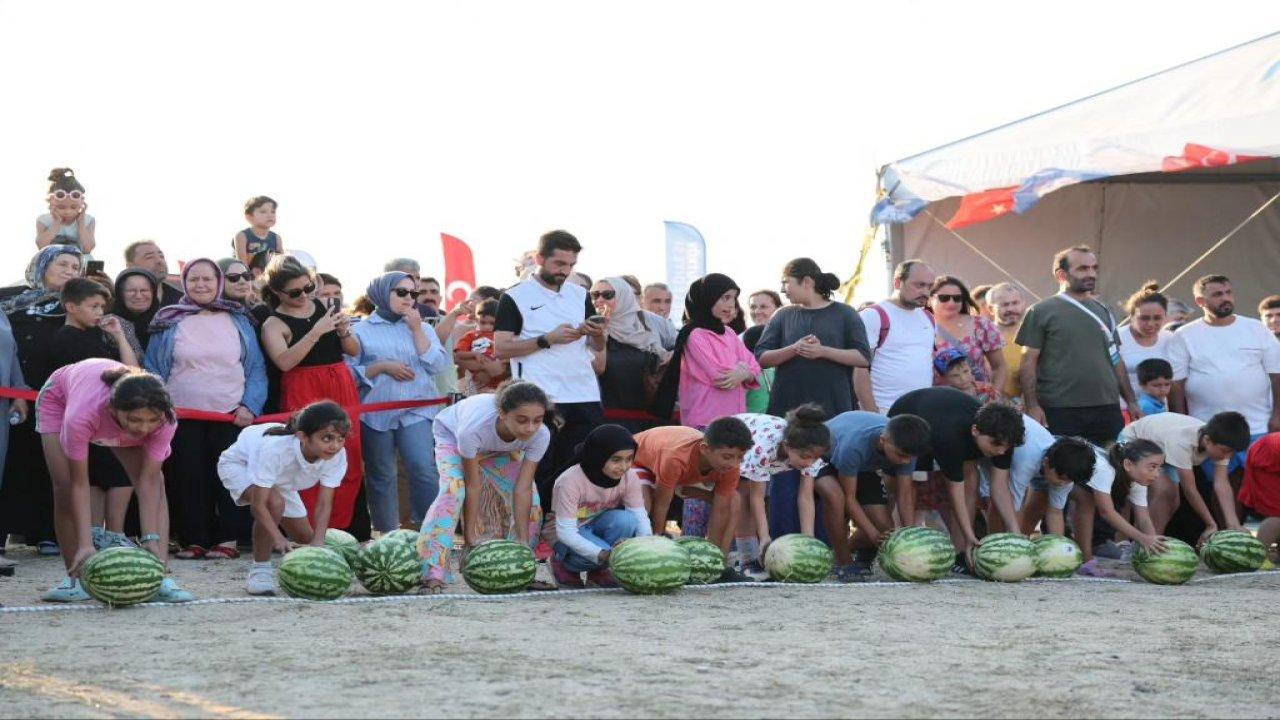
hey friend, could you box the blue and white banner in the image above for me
[664,220,706,324]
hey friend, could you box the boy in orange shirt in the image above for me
[634,417,753,581]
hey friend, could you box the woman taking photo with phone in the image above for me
[260,254,366,538]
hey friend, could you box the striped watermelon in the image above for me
[675,536,725,584]
[1200,531,1266,574]
[610,536,691,594]
[973,533,1037,582]
[878,526,954,582]
[1033,534,1084,578]
[324,528,360,566]
[79,547,165,606]
[354,538,423,594]
[764,534,832,583]
[279,546,354,600]
[1132,538,1198,585]
[462,540,536,594]
[380,529,420,547]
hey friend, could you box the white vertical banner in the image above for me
[663,220,706,325]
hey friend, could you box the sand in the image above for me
[1,549,1276,719]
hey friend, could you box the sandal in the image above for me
[421,579,447,595]
[204,544,240,560]
[174,544,206,560]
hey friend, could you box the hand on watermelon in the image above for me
[1137,534,1168,553]
[1196,525,1220,549]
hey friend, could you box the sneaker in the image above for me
[91,526,109,551]
[742,560,770,581]
[951,554,976,577]
[1094,540,1124,560]
[715,566,751,584]
[104,531,136,549]
[41,576,92,603]
[550,556,584,589]
[153,577,195,603]
[585,567,619,588]
[1076,558,1117,578]
[1117,541,1135,562]
[37,540,60,556]
[835,563,874,582]
[246,564,278,596]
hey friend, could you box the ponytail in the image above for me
[783,403,831,451]
[782,258,841,300]
[1106,439,1162,505]
[101,366,175,423]
[265,400,350,437]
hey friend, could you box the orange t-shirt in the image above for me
[634,426,739,497]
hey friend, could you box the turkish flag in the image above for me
[944,186,1018,230]
[441,233,476,311]
[1162,143,1268,172]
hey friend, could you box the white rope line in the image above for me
[2,571,1274,616]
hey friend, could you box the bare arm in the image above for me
[1177,467,1218,537]
[818,346,869,368]
[797,476,816,536]
[233,232,253,268]
[839,474,883,545]
[1169,379,1189,415]
[985,347,1008,400]
[854,367,878,414]
[1020,346,1045,424]
[309,486,335,545]
[513,459,537,544]
[650,485,675,536]
[1045,508,1066,535]
[1114,359,1141,418]
[1208,463,1243,531]
[757,343,801,369]
[461,457,483,546]
[78,214,96,254]
[894,473,917,528]
[748,482,770,546]
[706,492,735,556]
[986,466,1021,535]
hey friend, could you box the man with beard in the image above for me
[495,230,607,514]
[1168,275,1280,470]
[123,240,183,307]
[987,282,1027,405]
[1016,246,1139,445]
[854,259,938,414]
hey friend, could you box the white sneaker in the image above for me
[246,564,278,596]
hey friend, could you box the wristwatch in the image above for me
[536,334,551,349]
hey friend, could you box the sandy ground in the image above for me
[0,548,1277,719]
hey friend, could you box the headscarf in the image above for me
[367,271,412,323]
[214,258,254,307]
[601,277,662,354]
[569,424,638,489]
[1,245,83,316]
[651,273,741,418]
[112,268,161,343]
[149,258,253,332]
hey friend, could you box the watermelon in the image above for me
[1200,531,1266,574]
[973,533,1037,582]
[1033,534,1084,578]
[354,538,423,594]
[764,534,833,583]
[79,547,165,606]
[878,526,954,582]
[278,546,354,600]
[379,529,420,547]
[324,528,360,566]
[1132,538,1199,585]
[676,536,725,585]
[462,540,536,594]
[610,536,691,594]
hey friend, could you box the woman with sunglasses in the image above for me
[216,258,257,311]
[928,275,1007,399]
[35,168,96,255]
[144,259,268,560]
[351,272,450,535]
[260,254,366,537]
[590,277,667,432]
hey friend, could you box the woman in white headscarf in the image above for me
[589,277,668,432]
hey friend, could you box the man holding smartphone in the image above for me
[495,230,607,515]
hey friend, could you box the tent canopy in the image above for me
[875,32,1280,312]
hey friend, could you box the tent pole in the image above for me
[922,209,1042,301]
[1160,187,1280,294]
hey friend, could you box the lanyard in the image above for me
[1056,293,1120,366]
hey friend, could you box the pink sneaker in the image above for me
[586,567,619,588]
[534,541,553,562]
[551,556,584,588]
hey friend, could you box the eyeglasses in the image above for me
[590,290,617,301]
[392,288,421,299]
[50,190,84,200]
[280,283,316,299]
[225,272,251,283]
[934,293,964,304]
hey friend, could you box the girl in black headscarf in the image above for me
[112,268,160,353]
[548,424,652,589]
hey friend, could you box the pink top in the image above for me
[166,312,245,413]
[41,358,176,463]
[551,465,648,526]
[679,328,761,428]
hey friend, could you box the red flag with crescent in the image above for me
[441,232,476,311]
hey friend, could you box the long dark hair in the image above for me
[262,254,315,309]
[929,275,978,315]
[100,366,175,423]
[494,380,560,430]
[1106,439,1163,506]
[265,400,351,437]
[783,258,840,300]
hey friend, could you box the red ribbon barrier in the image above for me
[0,386,448,425]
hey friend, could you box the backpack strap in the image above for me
[873,303,935,351]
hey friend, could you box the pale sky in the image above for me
[1,1,1276,304]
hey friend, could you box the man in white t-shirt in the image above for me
[1167,274,1280,445]
[854,259,937,414]
[495,230,607,512]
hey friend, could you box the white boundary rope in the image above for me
[2,571,1274,616]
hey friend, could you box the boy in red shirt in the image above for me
[454,299,507,396]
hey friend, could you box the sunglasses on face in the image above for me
[51,190,84,200]
[225,272,251,283]
[392,288,421,299]
[934,293,964,303]
[590,290,617,301]
[281,283,316,299]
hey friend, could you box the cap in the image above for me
[933,347,967,375]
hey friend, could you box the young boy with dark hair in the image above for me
[1135,358,1172,417]
[634,417,753,581]
[51,277,139,551]
[454,299,506,396]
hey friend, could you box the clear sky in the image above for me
[1,1,1275,303]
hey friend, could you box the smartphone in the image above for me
[86,260,105,275]
[586,315,607,326]
[325,297,341,314]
